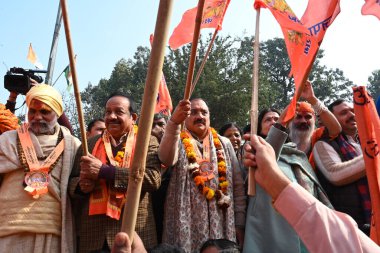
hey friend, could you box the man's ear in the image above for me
[131,113,138,122]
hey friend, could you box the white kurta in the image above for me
[0,124,80,253]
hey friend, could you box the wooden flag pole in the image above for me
[184,0,206,100]
[60,0,88,156]
[190,28,218,97]
[248,8,261,196]
[121,0,174,241]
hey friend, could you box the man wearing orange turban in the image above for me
[288,81,341,157]
[0,84,80,252]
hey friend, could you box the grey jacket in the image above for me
[243,126,330,253]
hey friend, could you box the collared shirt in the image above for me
[108,132,128,147]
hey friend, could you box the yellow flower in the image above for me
[206,189,215,200]
[185,146,193,154]
[182,138,191,146]
[219,181,229,189]
[116,151,124,158]
[187,151,197,160]
[218,161,226,168]
[214,139,222,149]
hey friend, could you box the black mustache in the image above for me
[194,119,205,124]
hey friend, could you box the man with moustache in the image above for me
[243,82,336,253]
[288,81,341,157]
[159,98,246,253]
[313,99,370,235]
[69,92,161,252]
[0,84,80,253]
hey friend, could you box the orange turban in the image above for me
[26,84,63,117]
[296,101,315,116]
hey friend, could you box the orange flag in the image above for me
[254,0,319,123]
[27,43,43,69]
[301,0,340,43]
[353,86,380,244]
[150,35,173,115]
[362,0,380,20]
[254,0,340,123]
[169,0,230,50]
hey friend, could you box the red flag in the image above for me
[169,0,231,50]
[362,0,380,20]
[150,35,173,115]
[353,86,380,244]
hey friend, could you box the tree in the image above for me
[368,69,380,99]
[61,91,81,138]
[80,34,354,130]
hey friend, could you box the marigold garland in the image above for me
[181,128,231,209]
[114,125,138,167]
[0,103,19,134]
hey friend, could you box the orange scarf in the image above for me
[89,128,136,220]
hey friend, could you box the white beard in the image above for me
[289,121,314,154]
[29,117,58,135]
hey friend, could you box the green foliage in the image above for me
[367,70,380,98]
[72,34,359,133]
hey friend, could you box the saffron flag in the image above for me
[362,0,380,20]
[353,86,380,244]
[301,0,340,43]
[254,0,319,123]
[27,43,43,69]
[254,0,340,123]
[169,0,231,50]
[150,35,173,115]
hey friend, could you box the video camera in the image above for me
[4,67,47,95]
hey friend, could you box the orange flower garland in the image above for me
[0,103,19,134]
[181,128,231,209]
[114,125,138,167]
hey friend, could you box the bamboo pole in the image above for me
[190,28,218,97]
[248,8,261,196]
[183,0,206,100]
[60,0,88,155]
[121,0,174,241]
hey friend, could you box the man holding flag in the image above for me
[159,98,246,252]
[313,99,371,235]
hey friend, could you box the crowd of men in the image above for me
[0,81,379,253]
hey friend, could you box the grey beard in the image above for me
[30,118,58,135]
[289,122,314,153]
